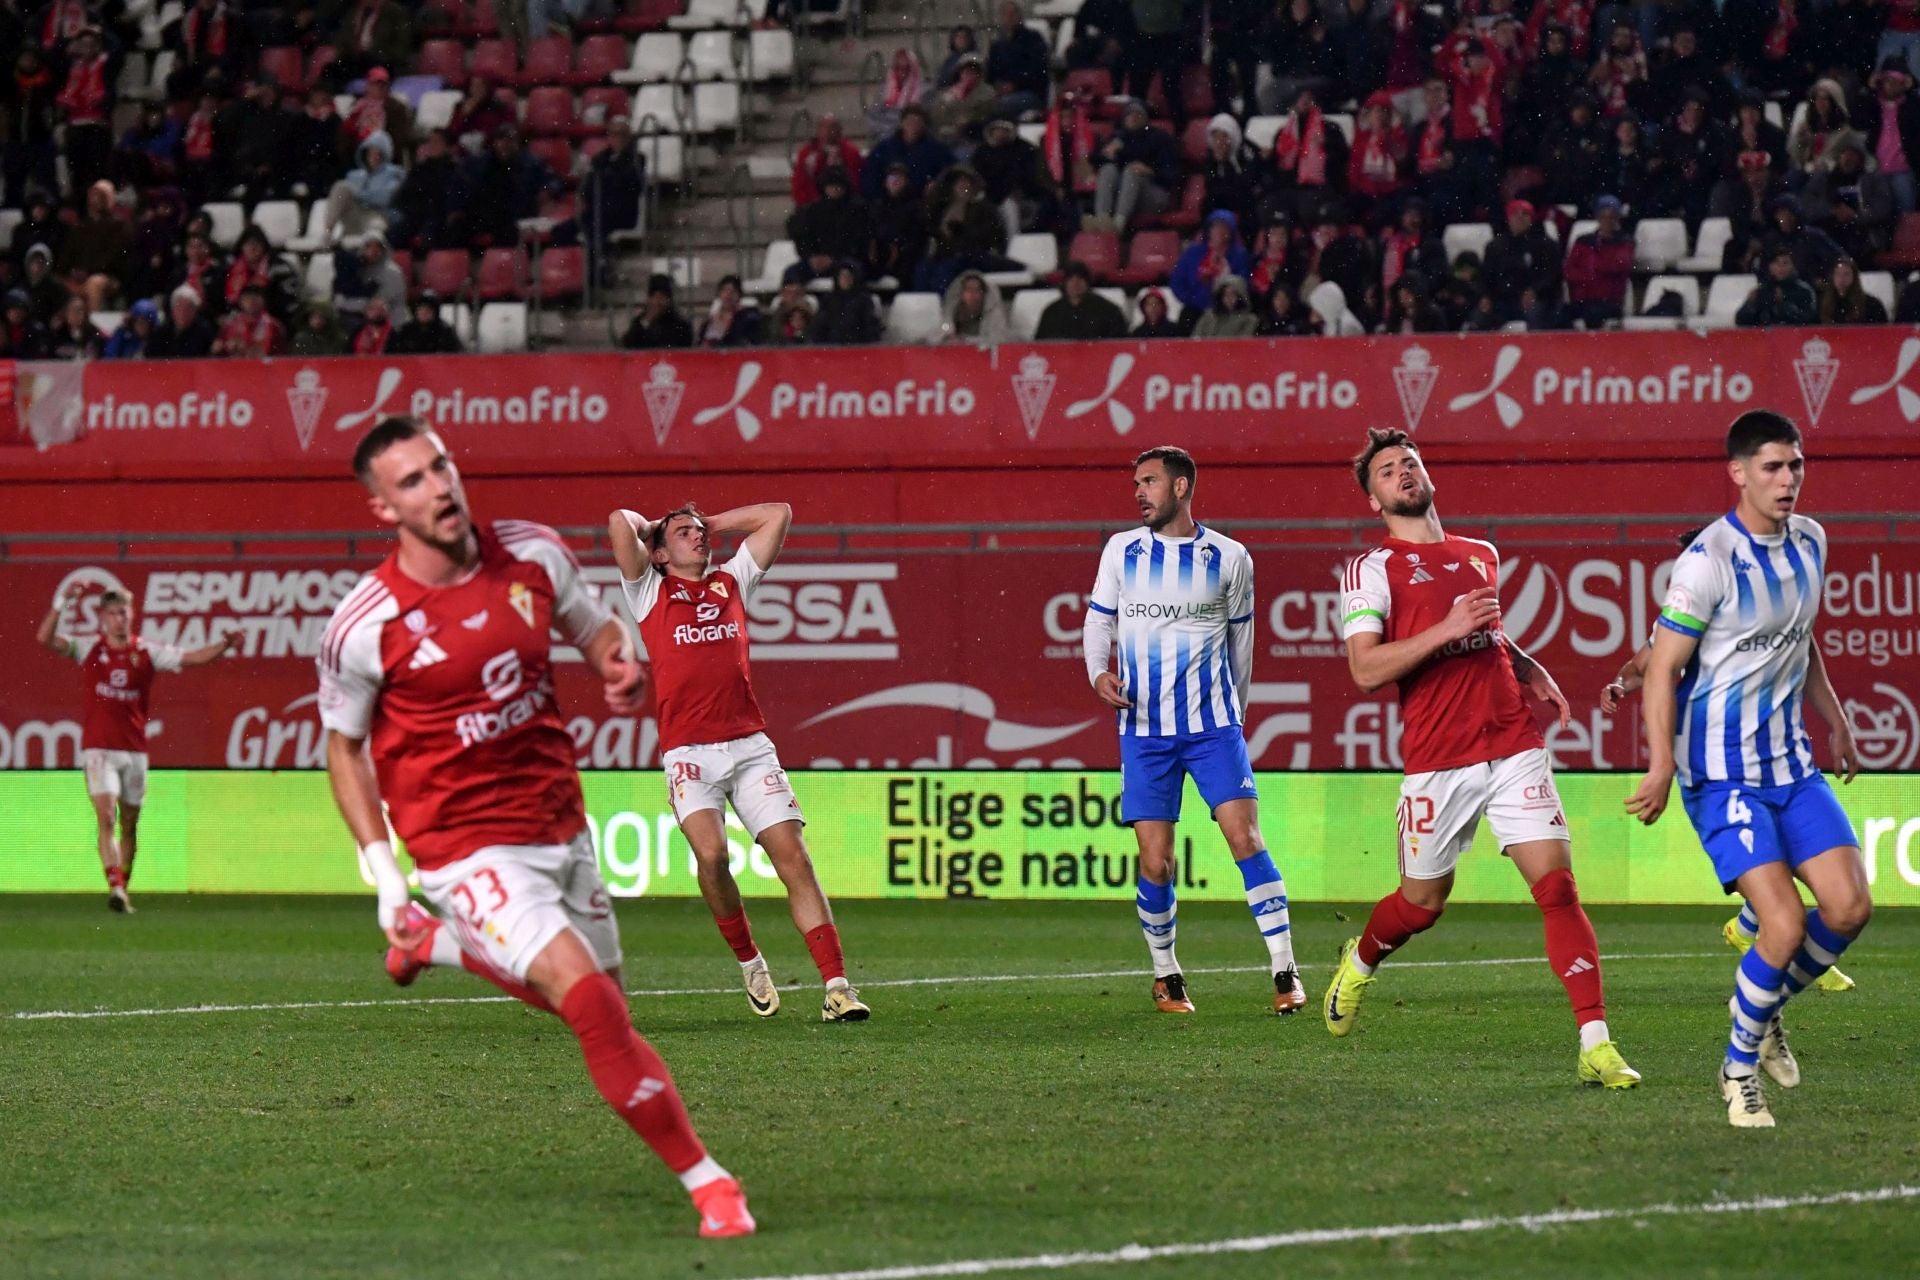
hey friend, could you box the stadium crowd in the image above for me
[5,0,1920,358]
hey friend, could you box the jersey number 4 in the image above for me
[1726,790,1756,854]
[452,867,511,926]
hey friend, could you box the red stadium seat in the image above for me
[476,247,530,300]
[1881,213,1920,269]
[1063,230,1122,282]
[526,137,576,181]
[1180,119,1210,168]
[1137,173,1205,232]
[1112,230,1180,286]
[389,249,415,284]
[468,40,519,88]
[1064,68,1115,116]
[419,249,474,298]
[1179,65,1215,119]
[456,0,501,38]
[524,87,579,137]
[573,36,630,85]
[259,46,306,93]
[617,0,684,32]
[519,36,574,87]
[415,39,468,90]
[536,246,587,302]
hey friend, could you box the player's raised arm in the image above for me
[1802,645,1860,784]
[36,584,85,656]
[705,503,792,570]
[178,632,240,668]
[608,509,653,580]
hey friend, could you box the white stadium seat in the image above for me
[614,34,685,85]
[477,301,529,352]
[885,292,944,343]
[1862,269,1896,317]
[747,29,795,81]
[250,200,303,248]
[744,239,800,294]
[203,201,246,249]
[687,30,738,80]
[1442,222,1493,264]
[690,82,742,133]
[416,89,463,132]
[1678,217,1733,273]
[1701,273,1756,329]
[1634,218,1688,271]
[1010,288,1059,340]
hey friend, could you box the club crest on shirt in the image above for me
[1467,554,1491,583]
[508,581,536,628]
[710,579,730,599]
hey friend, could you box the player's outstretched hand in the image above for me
[1623,766,1674,825]
[603,655,648,715]
[1093,671,1132,709]
[1442,587,1501,641]
[1525,666,1572,729]
[1600,680,1627,713]
[1830,722,1860,784]
[58,582,87,606]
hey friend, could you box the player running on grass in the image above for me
[609,503,870,1024]
[37,582,236,912]
[318,418,754,1237]
[1603,525,1856,995]
[1080,446,1307,1017]
[1624,410,1872,1129]
[1321,428,1640,1088]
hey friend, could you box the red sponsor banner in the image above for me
[6,328,1920,480]
[4,541,1915,775]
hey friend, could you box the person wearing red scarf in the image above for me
[1524,0,1593,59]
[37,0,90,51]
[792,114,864,206]
[181,0,236,73]
[213,284,287,357]
[1587,25,1648,118]
[352,296,394,353]
[56,29,115,199]
[1434,33,1505,218]
[1042,92,1098,195]
[1378,198,1442,294]
[1273,89,1348,221]
[1348,91,1410,226]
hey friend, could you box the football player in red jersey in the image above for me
[609,503,870,1024]
[318,418,754,1239]
[1318,428,1642,1089]
[37,582,236,912]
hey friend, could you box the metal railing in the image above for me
[723,162,756,282]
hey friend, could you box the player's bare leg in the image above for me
[678,807,782,1016]
[118,802,141,890]
[1213,798,1305,1015]
[1507,838,1637,1087]
[90,793,131,913]
[754,820,868,1021]
[1133,820,1191,1012]
[521,927,754,1236]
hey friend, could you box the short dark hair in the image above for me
[352,416,427,484]
[1725,410,1801,460]
[647,502,706,558]
[1133,446,1196,496]
[1352,426,1417,492]
[1675,524,1710,551]
[98,589,131,610]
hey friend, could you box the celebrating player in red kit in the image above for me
[1320,429,1641,1089]
[318,418,754,1238]
[609,503,870,1023]
[37,582,236,912]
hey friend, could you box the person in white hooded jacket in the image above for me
[935,269,1010,346]
[1201,113,1267,230]
[1308,279,1366,335]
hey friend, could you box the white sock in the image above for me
[739,951,765,971]
[428,921,463,968]
[825,975,849,991]
[1579,1019,1612,1053]
[677,1155,731,1193]
[1349,952,1376,977]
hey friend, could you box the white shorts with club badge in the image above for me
[1396,747,1569,880]
[82,749,149,805]
[415,829,622,982]
[662,732,806,838]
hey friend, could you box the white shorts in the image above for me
[1396,747,1569,880]
[662,731,806,839]
[82,749,149,805]
[415,830,622,983]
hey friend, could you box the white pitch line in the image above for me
[731,1185,1920,1280]
[7,951,1723,1023]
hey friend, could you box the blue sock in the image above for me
[1135,876,1180,979]
[1236,851,1296,974]
[1727,948,1788,1077]
[1734,902,1759,942]
[1781,909,1852,1000]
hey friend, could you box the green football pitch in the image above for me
[3,896,1915,1280]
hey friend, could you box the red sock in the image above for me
[459,950,555,1014]
[1357,889,1442,968]
[559,972,707,1174]
[1532,868,1606,1026]
[803,923,846,983]
[714,909,758,963]
[105,866,126,890]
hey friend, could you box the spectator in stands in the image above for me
[225,227,300,321]
[1381,274,1447,332]
[20,243,64,322]
[1789,80,1863,176]
[1648,27,1727,124]
[1817,255,1888,324]
[1659,88,1729,225]
[292,301,350,355]
[1170,210,1251,315]
[1434,32,1505,219]
[179,90,221,203]
[326,130,405,242]
[149,284,218,358]
[171,0,246,99]
[1865,58,1920,215]
[1036,260,1127,338]
[792,114,863,207]
[55,26,115,199]
[352,294,395,353]
[867,48,926,137]
[3,48,61,207]
[1432,253,1482,329]
[1474,199,1561,329]
[1516,24,1585,162]
[113,102,182,189]
[213,282,289,356]
[1539,91,1606,211]
[1718,151,1781,260]
[174,230,225,308]
[1378,198,1448,298]
[1746,0,1809,97]
[1736,244,1818,326]
[219,75,296,202]
[1602,112,1657,213]
[0,289,49,358]
[699,275,764,347]
[44,295,102,360]
[1304,208,1376,321]
[973,114,1059,242]
[937,26,979,87]
[458,125,563,248]
[1764,194,1841,282]
[789,166,870,280]
[1191,274,1258,338]
[1412,77,1467,224]
[1561,194,1633,327]
[1248,210,1301,310]
[1089,99,1179,234]
[863,105,954,202]
[1201,114,1267,233]
[333,228,408,324]
[1065,2,1130,78]
[9,189,63,274]
[1307,279,1366,335]
[621,273,694,348]
[451,75,517,154]
[292,88,353,200]
[1125,0,1189,131]
[868,161,929,287]
[103,298,160,359]
[768,265,817,343]
[1807,0,1878,87]
[345,67,415,155]
[1588,25,1649,120]
[1725,90,1789,182]
[1263,0,1336,114]
[56,181,130,311]
[985,2,1051,120]
[1347,92,1410,227]
[1382,0,1445,96]
[123,187,181,301]
[1256,280,1313,334]
[810,261,883,345]
[390,291,465,353]
[917,164,1020,294]
[1271,89,1349,223]
[392,129,461,251]
[582,117,646,285]
[1131,286,1181,337]
[331,0,415,86]
[931,54,997,149]
[937,269,1011,345]
[1327,0,1380,107]
[1803,142,1893,264]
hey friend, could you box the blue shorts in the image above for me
[1119,726,1258,824]
[1680,775,1858,893]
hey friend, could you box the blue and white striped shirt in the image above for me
[1082,524,1254,737]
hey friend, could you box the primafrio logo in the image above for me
[1846,336,1920,422]
[1845,682,1919,771]
[1447,344,1525,428]
[1064,352,1138,434]
[642,362,686,445]
[1010,353,1057,440]
[692,362,765,441]
[1392,345,1439,430]
[1792,337,1839,426]
[1447,343,1755,429]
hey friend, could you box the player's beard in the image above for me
[1140,500,1175,530]
[1379,488,1434,518]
